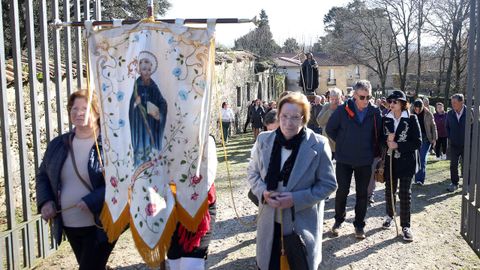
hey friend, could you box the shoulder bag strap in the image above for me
[68,133,93,192]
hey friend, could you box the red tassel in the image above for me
[177,184,216,253]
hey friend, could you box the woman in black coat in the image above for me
[381,90,421,242]
[251,99,265,140]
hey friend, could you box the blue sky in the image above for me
[163,0,352,48]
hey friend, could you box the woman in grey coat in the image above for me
[247,92,337,270]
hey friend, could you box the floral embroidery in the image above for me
[145,203,157,216]
[110,176,119,188]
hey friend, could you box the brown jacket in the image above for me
[411,107,437,143]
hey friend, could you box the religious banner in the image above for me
[87,19,216,266]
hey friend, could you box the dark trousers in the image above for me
[334,162,371,229]
[267,222,281,270]
[435,137,448,157]
[64,226,115,270]
[385,176,413,228]
[244,116,251,132]
[222,121,231,142]
[450,144,464,185]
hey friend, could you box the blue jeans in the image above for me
[415,140,431,183]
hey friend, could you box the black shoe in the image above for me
[447,183,458,192]
[382,216,393,229]
[402,227,413,242]
[354,227,366,239]
[331,222,342,237]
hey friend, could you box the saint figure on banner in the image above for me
[129,51,167,167]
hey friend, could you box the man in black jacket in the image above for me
[446,93,469,192]
[326,80,382,239]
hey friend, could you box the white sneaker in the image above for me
[442,154,447,160]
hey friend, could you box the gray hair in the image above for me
[353,80,372,93]
[451,93,464,102]
[329,87,343,98]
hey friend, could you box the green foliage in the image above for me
[283,38,299,53]
[234,10,280,59]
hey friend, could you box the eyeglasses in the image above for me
[357,95,371,101]
[280,114,303,123]
[387,99,399,104]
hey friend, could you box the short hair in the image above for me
[277,92,310,125]
[353,80,372,93]
[451,93,464,102]
[67,89,101,125]
[436,102,444,107]
[329,87,343,98]
[263,109,278,126]
[278,91,291,101]
[222,102,228,108]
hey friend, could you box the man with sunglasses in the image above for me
[326,80,382,239]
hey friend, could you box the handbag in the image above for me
[281,208,309,270]
[247,188,259,206]
[374,156,385,183]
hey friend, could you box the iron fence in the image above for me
[0,1,101,269]
[461,0,480,258]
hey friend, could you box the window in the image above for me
[355,65,360,76]
[236,86,242,107]
[328,69,336,85]
[329,69,335,80]
[246,83,251,100]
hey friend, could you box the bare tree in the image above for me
[425,0,470,103]
[373,0,418,93]
[322,1,397,94]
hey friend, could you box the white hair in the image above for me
[329,87,343,98]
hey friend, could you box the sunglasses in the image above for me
[387,99,399,104]
[357,95,371,101]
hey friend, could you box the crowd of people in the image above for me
[244,80,469,269]
[36,80,469,269]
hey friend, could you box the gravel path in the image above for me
[33,132,480,270]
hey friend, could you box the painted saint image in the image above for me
[129,51,167,167]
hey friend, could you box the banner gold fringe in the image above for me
[130,207,177,268]
[176,197,209,232]
[100,202,130,243]
[170,182,209,232]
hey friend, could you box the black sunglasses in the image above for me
[357,95,371,101]
[387,99,399,104]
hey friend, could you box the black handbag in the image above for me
[247,188,259,206]
[283,208,309,270]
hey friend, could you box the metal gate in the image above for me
[0,1,101,269]
[461,0,480,258]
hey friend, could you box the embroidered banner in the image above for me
[87,20,216,266]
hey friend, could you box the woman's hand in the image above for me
[387,141,398,150]
[76,200,89,212]
[276,192,294,209]
[263,190,280,208]
[40,201,56,221]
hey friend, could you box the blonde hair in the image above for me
[277,92,310,125]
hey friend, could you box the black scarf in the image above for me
[265,128,306,190]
